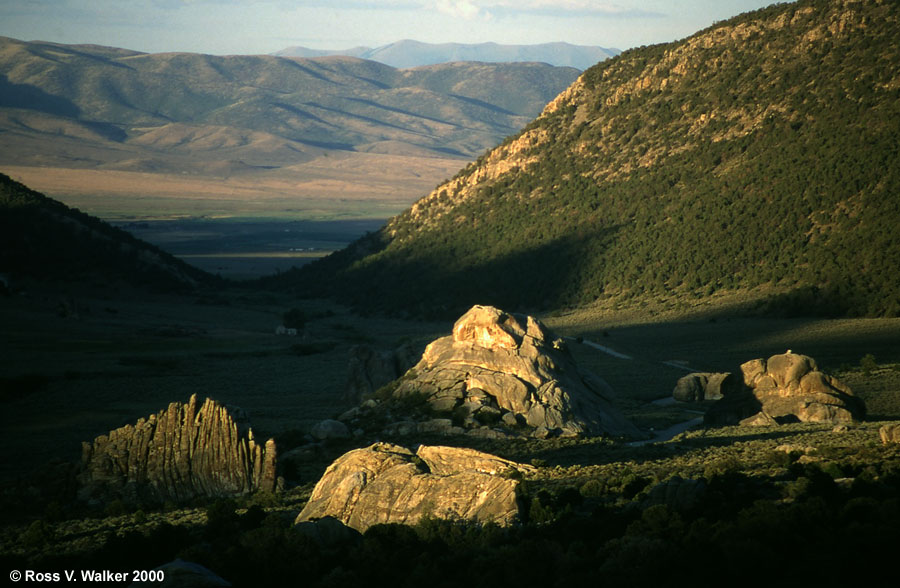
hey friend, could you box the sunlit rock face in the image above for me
[78,394,277,504]
[294,442,533,531]
[880,423,900,444]
[391,305,639,437]
[704,352,865,426]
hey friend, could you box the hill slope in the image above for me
[287,0,900,319]
[274,40,620,70]
[0,37,582,168]
[0,174,212,291]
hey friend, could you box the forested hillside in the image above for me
[288,0,900,319]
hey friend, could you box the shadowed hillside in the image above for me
[285,0,900,319]
[0,174,213,291]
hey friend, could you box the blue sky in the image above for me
[0,1,790,55]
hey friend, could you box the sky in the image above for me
[0,1,791,55]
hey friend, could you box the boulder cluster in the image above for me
[350,305,639,438]
[78,394,277,504]
[673,352,865,426]
[294,442,532,531]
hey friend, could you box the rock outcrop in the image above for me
[294,442,532,531]
[344,343,418,404]
[703,352,864,426]
[672,372,736,402]
[79,394,277,504]
[386,305,638,437]
[880,423,900,444]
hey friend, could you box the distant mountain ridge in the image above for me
[274,40,620,70]
[286,0,900,319]
[0,36,585,174]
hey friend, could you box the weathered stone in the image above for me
[739,412,778,426]
[79,395,277,504]
[418,418,454,434]
[880,423,900,444]
[502,412,520,427]
[705,352,865,426]
[344,343,418,404]
[532,426,551,439]
[673,372,735,402]
[311,419,351,441]
[392,305,639,437]
[466,427,508,439]
[294,443,531,532]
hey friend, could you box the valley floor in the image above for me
[2,283,899,584]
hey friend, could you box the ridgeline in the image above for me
[284,0,900,319]
[0,173,212,291]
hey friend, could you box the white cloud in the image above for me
[435,0,484,19]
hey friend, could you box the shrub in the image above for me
[860,353,877,375]
[21,520,54,549]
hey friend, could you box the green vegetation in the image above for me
[4,423,900,587]
[289,0,900,319]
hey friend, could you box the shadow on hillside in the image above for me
[0,74,80,118]
[308,228,625,321]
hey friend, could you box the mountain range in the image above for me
[0,36,589,219]
[273,40,620,70]
[285,0,900,319]
[0,36,582,165]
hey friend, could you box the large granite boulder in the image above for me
[388,305,638,437]
[704,352,864,426]
[78,394,277,504]
[294,442,532,531]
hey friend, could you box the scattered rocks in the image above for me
[384,305,639,438]
[703,352,865,426]
[672,372,737,402]
[879,423,900,444]
[294,442,533,532]
[310,419,351,441]
[78,394,277,504]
